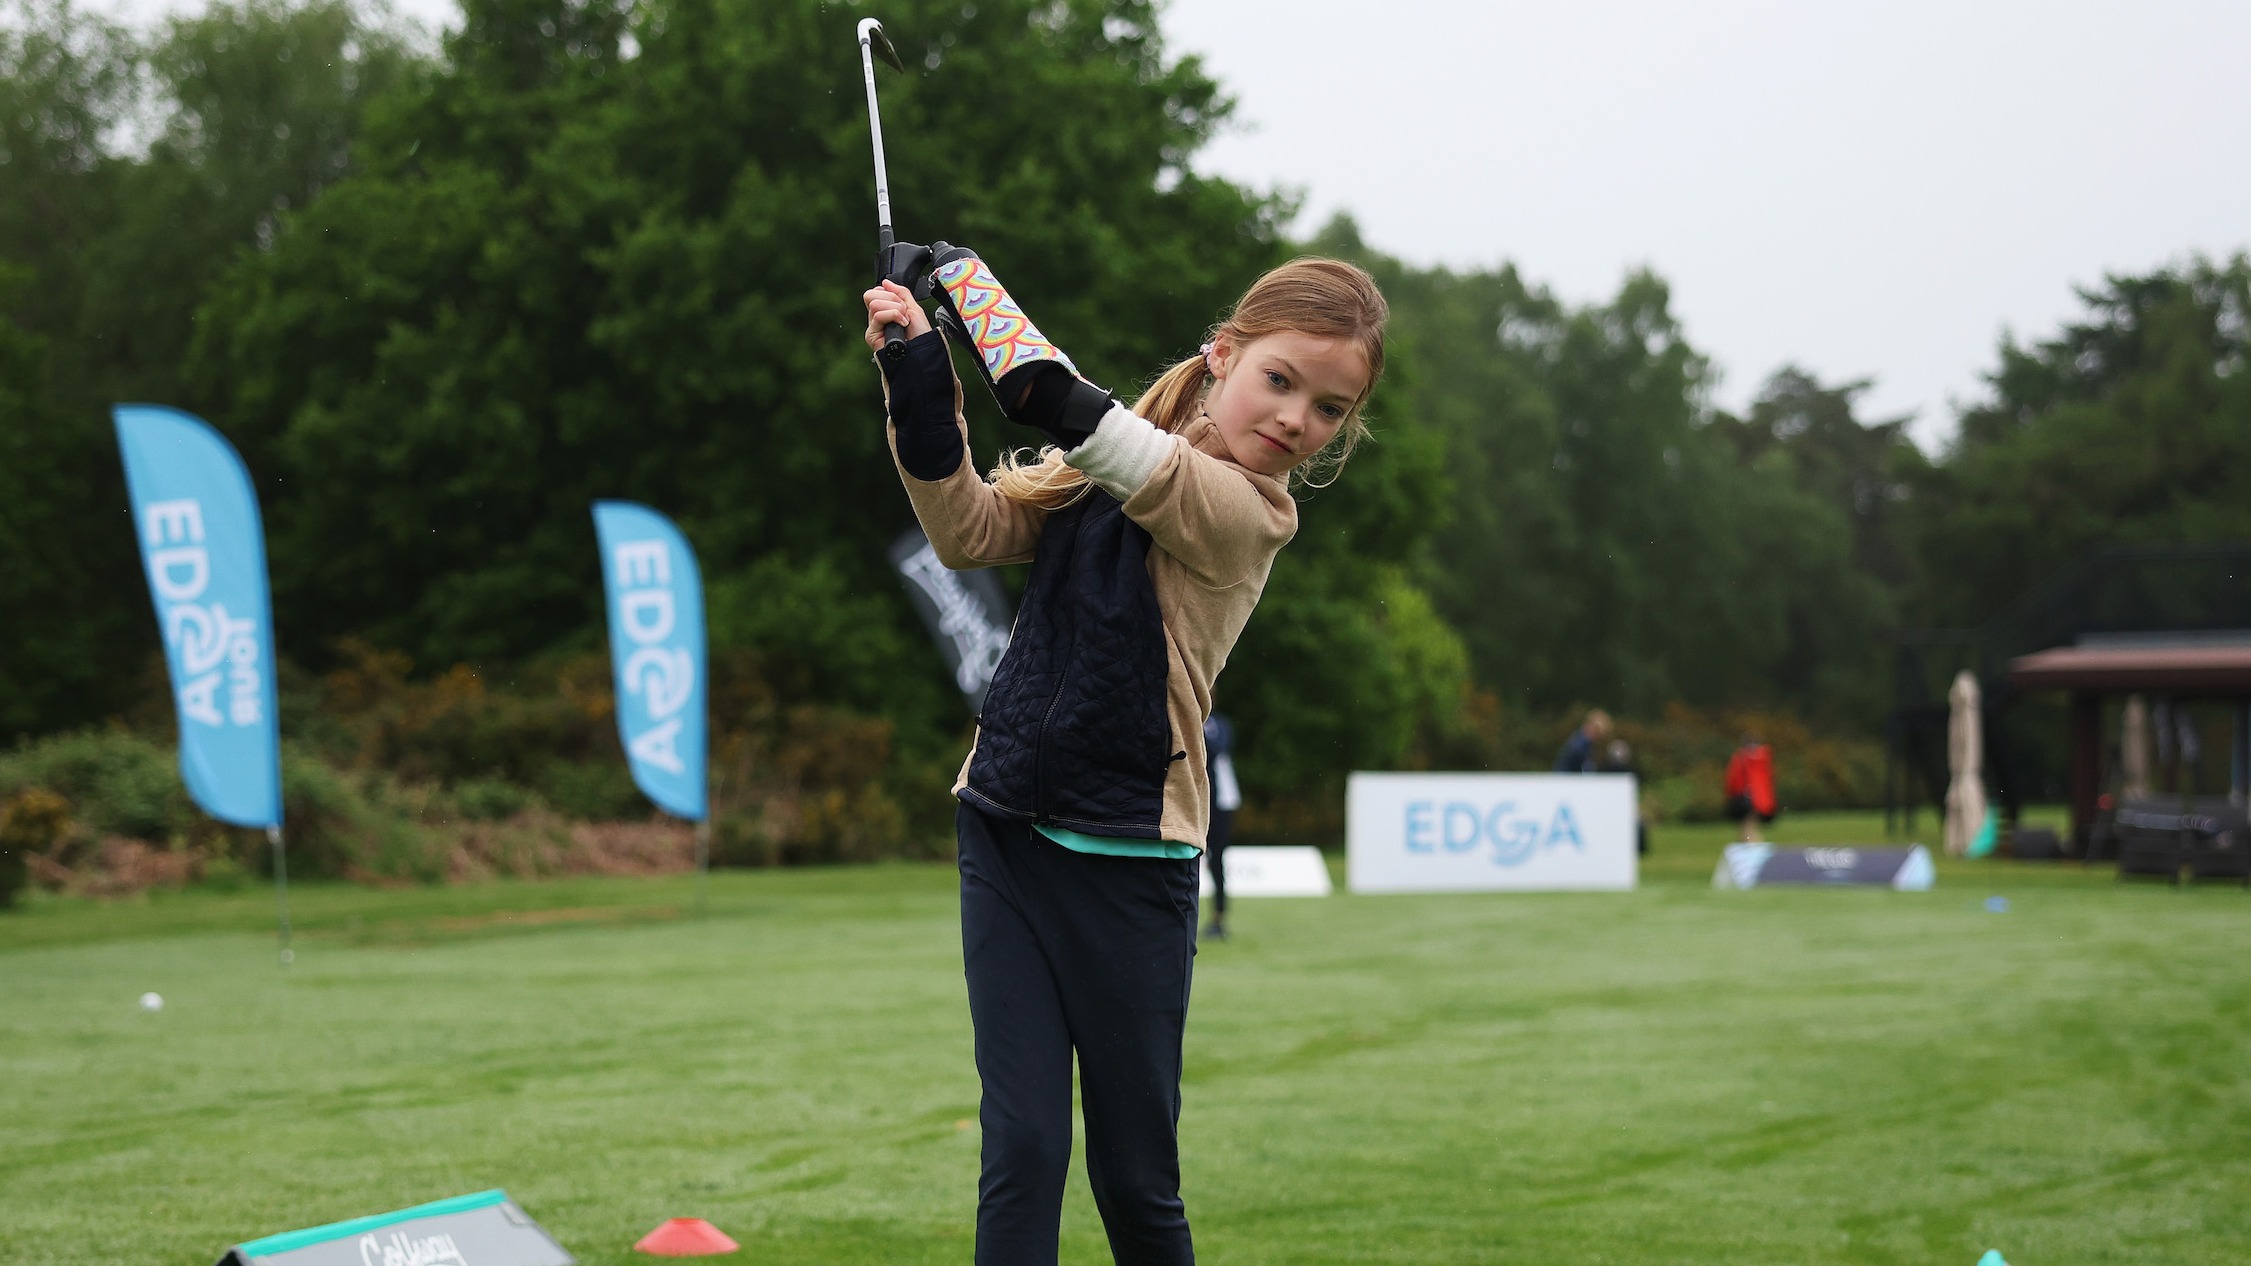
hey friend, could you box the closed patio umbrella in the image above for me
[1945,671,1987,857]
[2121,694,2153,802]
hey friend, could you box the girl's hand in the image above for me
[863,280,933,353]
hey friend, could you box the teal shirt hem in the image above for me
[1035,823,1201,860]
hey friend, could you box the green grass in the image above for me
[6,811,2249,1265]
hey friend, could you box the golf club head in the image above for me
[858,18,905,73]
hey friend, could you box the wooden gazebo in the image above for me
[2007,642,2251,849]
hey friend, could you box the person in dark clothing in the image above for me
[1201,711,1241,941]
[1553,709,1613,774]
[1598,737,1651,856]
[866,254,1388,1266]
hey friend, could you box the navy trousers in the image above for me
[1203,807,1235,919]
[956,803,1200,1266]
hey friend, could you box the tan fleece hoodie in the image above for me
[889,382,1296,849]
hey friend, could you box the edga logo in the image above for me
[610,539,695,774]
[1403,800,1585,867]
[140,499,264,728]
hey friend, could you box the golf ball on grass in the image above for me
[139,992,164,1012]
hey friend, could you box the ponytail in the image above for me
[1135,355,1215,436]
[991,354,1211,510]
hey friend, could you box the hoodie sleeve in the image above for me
[1065,407,1296,588]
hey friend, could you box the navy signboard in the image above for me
[889,527,1014,714]
[215,1190,572,1266]
[1713,844,1934,890]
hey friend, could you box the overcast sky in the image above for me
[1164,0,2251,445]
[112,0,2251,446]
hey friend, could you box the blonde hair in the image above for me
[992,257,1389,509]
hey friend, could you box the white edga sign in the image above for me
[1347,772,1638,892]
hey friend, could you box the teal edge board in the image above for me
[236,1189,511,1258]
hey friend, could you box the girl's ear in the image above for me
[1205,331,1235,378]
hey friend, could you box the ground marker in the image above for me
[634,1218,739,1256]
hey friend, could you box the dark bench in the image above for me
[2184,797,2251,886]
[2113,798,2251,886]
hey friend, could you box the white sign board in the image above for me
[1348,772,1638,893]
[1199,845,1332,898]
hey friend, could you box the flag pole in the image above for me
[267,824,294,965]
[695,759,723,918]
[693,818,710,918]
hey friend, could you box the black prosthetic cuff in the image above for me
[998,362,1113,451]
[882,330,966,481]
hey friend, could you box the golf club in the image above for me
[858,18,930,360]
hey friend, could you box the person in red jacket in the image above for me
[1722,734,1779,842]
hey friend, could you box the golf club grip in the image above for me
[883,322,908,360]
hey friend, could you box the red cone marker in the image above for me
[634,1218,739,1256]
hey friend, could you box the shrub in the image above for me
[1612,705,1884,820]
[273,751,438,882]
[0,838,24,909]
[533,760,644,821]
[0,730,195,843]
[1238,699,1887,842]
[699,704,931,865]
[0,787,70,908]
[450,778,543,822]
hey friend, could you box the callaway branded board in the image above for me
[1712,844,1935,890]
[214,1189,573,1266]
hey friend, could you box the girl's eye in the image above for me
[1318,404,1345,421]
[1266,370,1288,390]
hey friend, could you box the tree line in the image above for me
[4,0,2247,843]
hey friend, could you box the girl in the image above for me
[863,250,1386,1266]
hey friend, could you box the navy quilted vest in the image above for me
[960,492,1176,838]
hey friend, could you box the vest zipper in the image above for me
[1031,666,1070,824]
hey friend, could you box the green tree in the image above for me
[0,0,138,374]
[1714,368,1926,593]
[0,1,144,737]
[1327,223,1907,724]
[1710,369,1920,718]
[0,0,424,736]
[190,0,1284,676]
[1914,256,2251,625]
[185,0,1463,800]
[0,265,117,738]
[91,0,423,405]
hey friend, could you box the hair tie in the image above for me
[1199,341,1218,378]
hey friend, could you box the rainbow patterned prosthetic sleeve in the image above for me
[933,255,1082,384]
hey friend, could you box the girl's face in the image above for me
[1204,330,1368,477]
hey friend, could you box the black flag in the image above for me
[889,527,1014,715]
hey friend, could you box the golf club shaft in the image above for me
[859,37,909,355]
[861,43,894,235]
